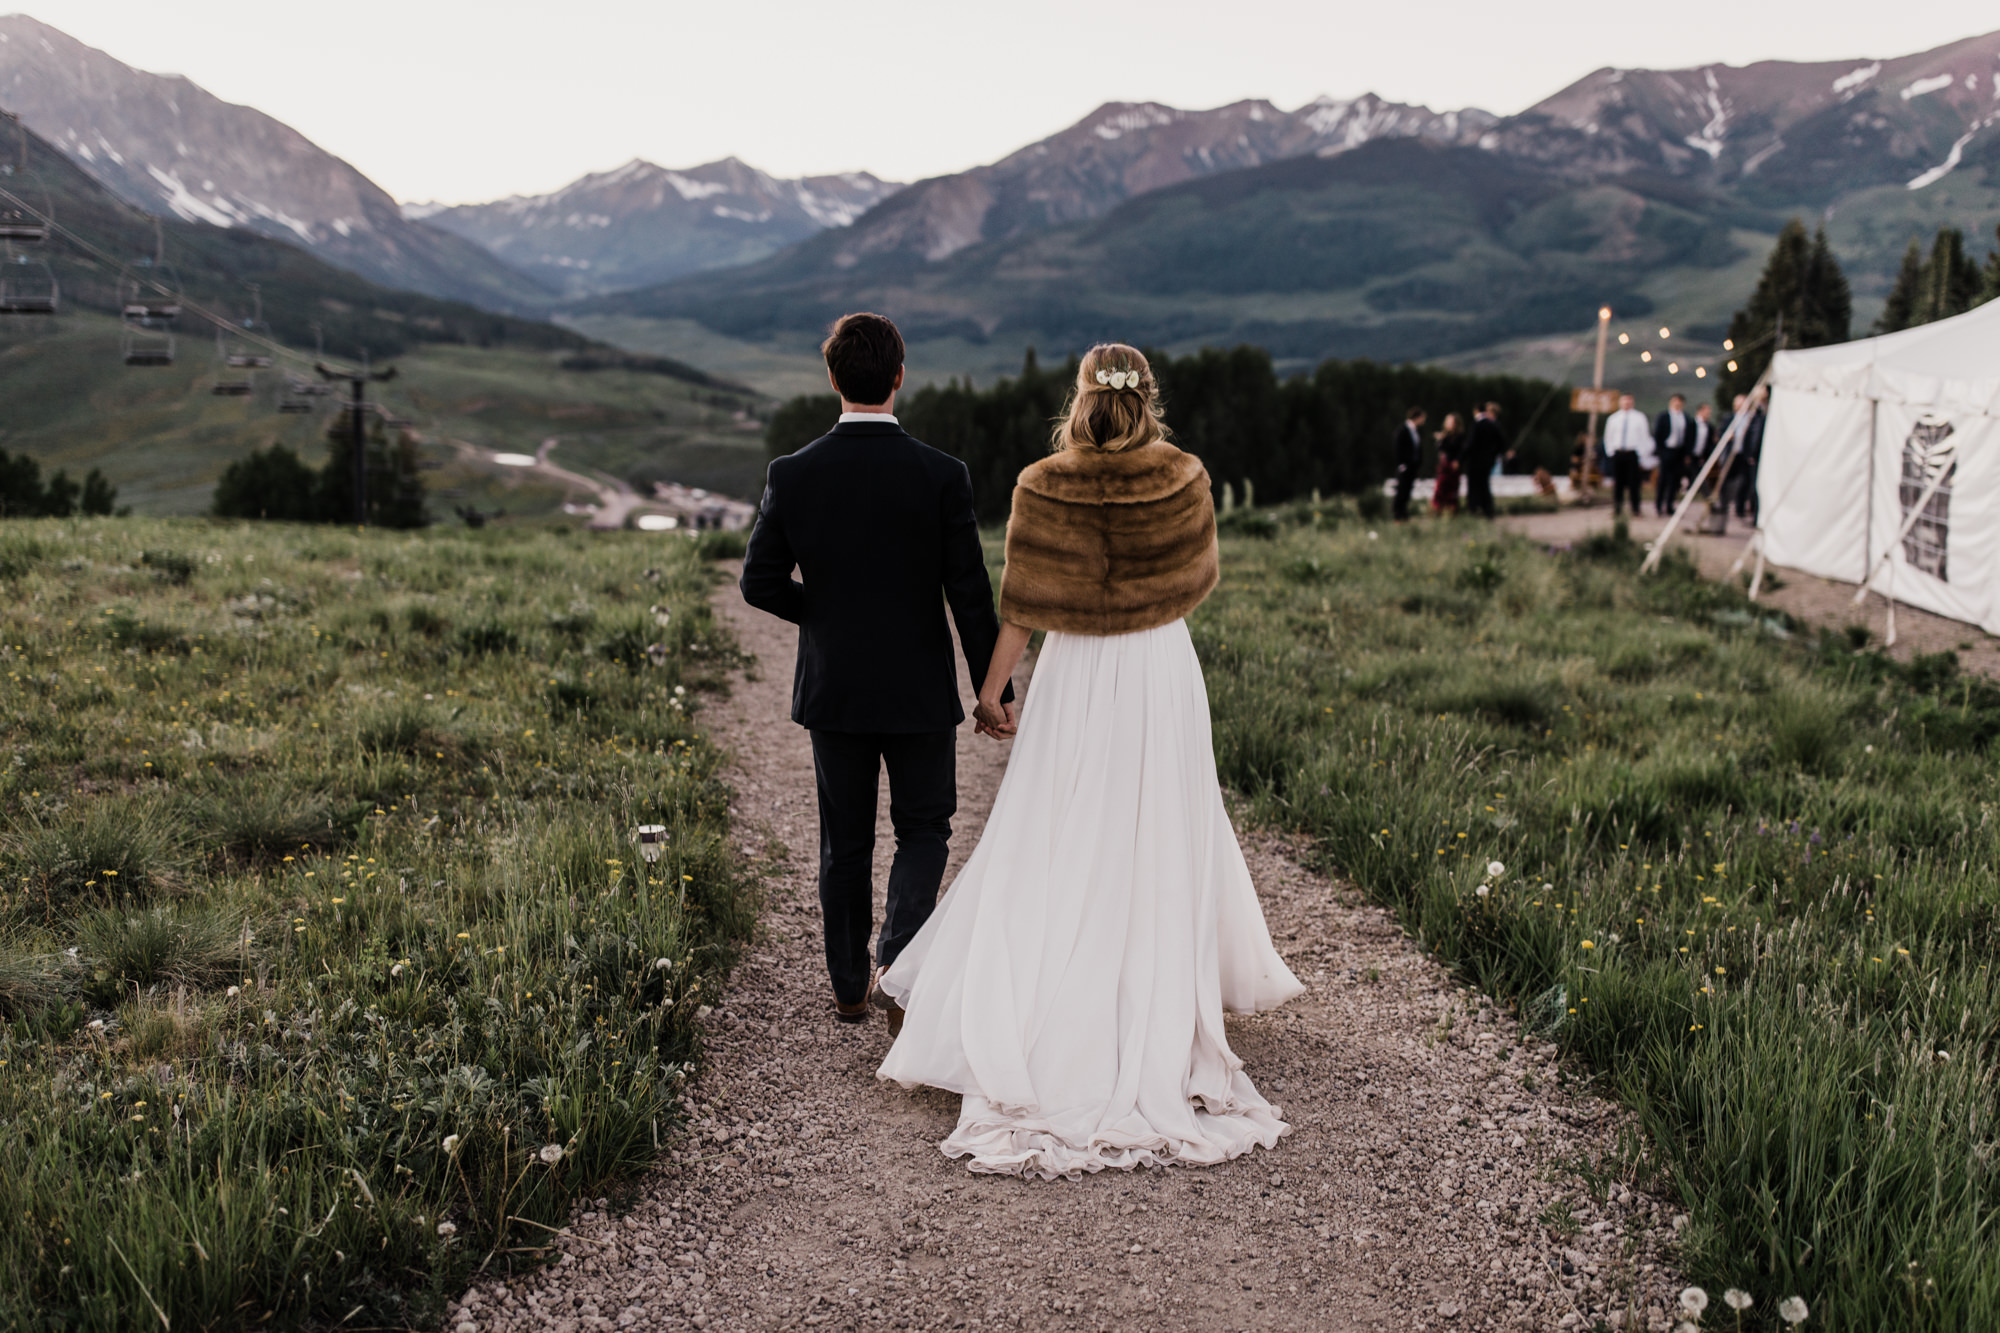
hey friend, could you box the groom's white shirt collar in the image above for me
[838,412,899,424]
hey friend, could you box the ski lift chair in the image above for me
[0,254,56,314]
[121,325,175,366]
[0,212,46,242]
[277,378,315,413]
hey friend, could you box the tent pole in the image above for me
[1852,455,1956,606]
[1640,362,1773,575]
[1748,533,1768,600]
[1864,398,1877,586]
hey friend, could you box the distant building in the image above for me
[643,483,755,532]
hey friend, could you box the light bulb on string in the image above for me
[1618,333,1630,345]
[1641,350,1653,363]
[1722,339,1734,351]
[1659,327,1671,339]
[1695,367,1708,379]
[1727,360,1739,372]
[1667,362,1680,374]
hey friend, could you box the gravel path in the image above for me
[451,573,1687,1333]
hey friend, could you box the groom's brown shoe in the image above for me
[833,997,869,1025]
[867,966,905,1038]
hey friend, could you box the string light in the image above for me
[1723,339,1735,351]
[1618,333,1630,345]
[1667,362,1680,374]
[1641,350,1654,363]
[1659,327,1672,338]
[1695,367,1708,379]
[1727,360,1739,372]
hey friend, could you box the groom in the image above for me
[740,312,1014,1034]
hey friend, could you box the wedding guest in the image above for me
[1430,413,1466,515]
[1392,407,1426,522]
[1652,393,1690,516]
[1602,393,1650,518]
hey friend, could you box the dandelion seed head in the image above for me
[539,1144,564,1165]
[1724,1289,1754,1311]
[436,1221,457,1237]
[1680,1287,1709,1315]
[1486,860,1505,878]
[1778,1295,1810,1324]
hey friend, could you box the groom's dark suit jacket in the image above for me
[740,419,1011,734]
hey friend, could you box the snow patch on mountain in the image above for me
[1832,62,1881,94]
[1902,73,1955,101]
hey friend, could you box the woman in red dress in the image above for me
[1430,412,1466,515]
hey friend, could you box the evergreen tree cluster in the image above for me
[0,449,119,519]
[1876,224,2000,334]
[767,346,1573,521]
[1717,219,1852,406]
[211,414,428,528]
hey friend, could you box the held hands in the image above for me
[973,694,1018,740]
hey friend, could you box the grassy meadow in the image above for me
[1193,511,2000,1330]
[0,518,753,1330]
[0,316,770,516]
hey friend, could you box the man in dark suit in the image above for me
[1731,390,1767,520]
[740,312,1013,1033]
[1464,402,1508,519]
[1653,393,1691,516]
[1391,407,1425,521]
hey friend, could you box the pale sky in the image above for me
[15,1,2000,204]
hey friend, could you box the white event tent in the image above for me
[1759,297,2000,634]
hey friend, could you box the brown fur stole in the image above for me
[998,442,1219,636]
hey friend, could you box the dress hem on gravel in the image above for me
[876,619,1303,1181]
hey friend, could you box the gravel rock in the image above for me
[453,576,1684,1332]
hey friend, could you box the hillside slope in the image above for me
[0,14,552,310]
[0,118,766,514]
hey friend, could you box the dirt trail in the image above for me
[451,574,1687,1333]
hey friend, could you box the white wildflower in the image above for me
[443,1134,460,1155]
[225,986,241,998]
[653,957,672,971]
[1724,1289,1753,1311]
[1680,1287,1709,1316]
[1475,884,1490,898]
[1486,860,1505,878]
[538,1144,564,1165]
[1777,1296,1809,1324]
[436,1221,457,1237]
[391,962,405,977]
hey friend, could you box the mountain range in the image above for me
[4,13,1999,392]
[582,29,2000,380]
[409,158,899,299]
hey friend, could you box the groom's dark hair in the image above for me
[822,312,904,405]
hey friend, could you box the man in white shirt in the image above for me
[1602,393,1650,518]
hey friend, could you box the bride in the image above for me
[874,343,1303,1180]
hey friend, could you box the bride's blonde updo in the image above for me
[1050,343,1171,454]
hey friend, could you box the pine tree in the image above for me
[1878,239,1923,334]
[1918,227,1981,324]
[1799,226,1853,347]
[1978,224,2000,305]
[1877,227,1987,333]
[1719,219,1852,405]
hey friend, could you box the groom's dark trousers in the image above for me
[739,419,1011,1008]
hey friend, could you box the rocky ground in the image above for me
[449,573,1689,1333]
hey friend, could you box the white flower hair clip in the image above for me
[1095,367,1139,390]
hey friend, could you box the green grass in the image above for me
[1193,515,2000,1330]
[0,316,771,516]
[0,517,754,1329]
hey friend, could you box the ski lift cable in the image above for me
[0,180,353,376]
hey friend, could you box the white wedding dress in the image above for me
[876,618,1303,1180]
